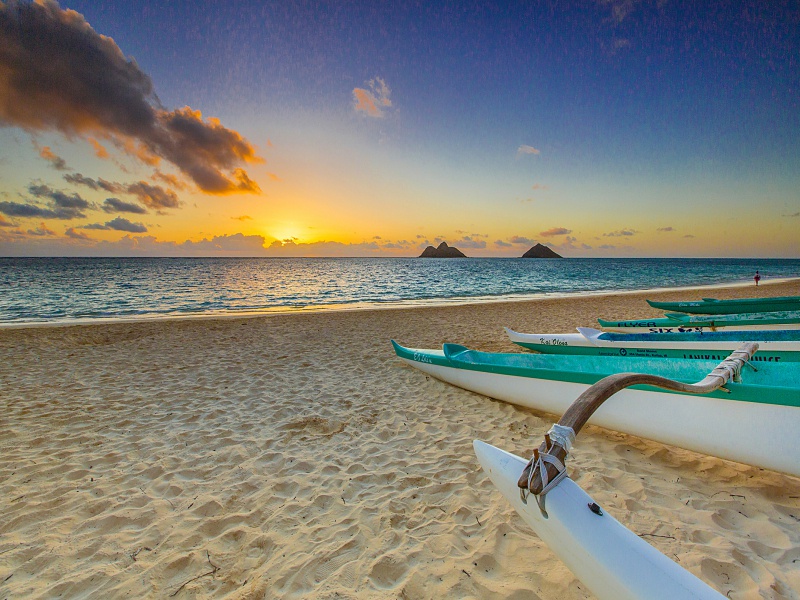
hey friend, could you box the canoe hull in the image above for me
[647,296,800,315]
[597,319,800,333]
[505,327,800,362]
[473,441,724,600]
[398,352,800,477]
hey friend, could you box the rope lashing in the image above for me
[520,424,575,512]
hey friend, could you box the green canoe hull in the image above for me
[647,295,800,315]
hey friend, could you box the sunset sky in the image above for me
[0,0,798,257]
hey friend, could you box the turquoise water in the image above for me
[1,257,798,326]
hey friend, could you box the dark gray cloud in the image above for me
[0,0,261,194]
[102,197,147,214]
[84,217,147,233]
[64,173,120,193]
[65,174,174,211]
[0,201,60,218]
[16,183,92,219]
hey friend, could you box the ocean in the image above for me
[1,257,798,326]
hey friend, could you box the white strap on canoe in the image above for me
[547,424,576,453]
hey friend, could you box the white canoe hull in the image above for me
[601,322,800,333]
[400,356,800,477]
[473,441,724,600]
[506,327,800,356]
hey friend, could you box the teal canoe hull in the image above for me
[392,340,800,408]
[511,341,799,362]
[647,295,800,315]
[599,311,800,332]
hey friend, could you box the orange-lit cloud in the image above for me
[126,182,180,211]
[37,145,68,170]
[151,170,188,190]
[0,0,262,194]
[353,77,392,118]
[540,227,572,237]
[88,137,109,159]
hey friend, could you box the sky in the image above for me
[0,0,798,258]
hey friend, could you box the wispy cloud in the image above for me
[657,226,675,232]
[0,0,262,194]
[509,235,535,245]
[27,222,57,236]
[37,144,69,171]
[540,227,572,237]
[353,77,392,118]
[517,145,540,155]
[65,227,92,240]
[603,229,638,237]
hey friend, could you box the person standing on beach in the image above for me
[754,271,761,286]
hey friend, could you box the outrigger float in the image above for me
[597,310,800,333]
[505,326,800,362]
[474,346,765,600]
[392,340,800,477]
[646,295,800,315]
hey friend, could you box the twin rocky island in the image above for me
[419,241,562,258]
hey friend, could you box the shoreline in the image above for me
[1,279,799,598]
[2,276,797,331]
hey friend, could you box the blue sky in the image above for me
[1,0,798,256]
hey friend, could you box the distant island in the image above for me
[419,242,467,258]
[522,244,562,258]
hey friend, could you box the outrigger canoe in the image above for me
[597,310,800,333]
[392,340,800,477]
[505,326,800,362]
[647,295,800,315]
[474,441,725,600]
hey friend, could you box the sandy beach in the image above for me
[2,280,799,599]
